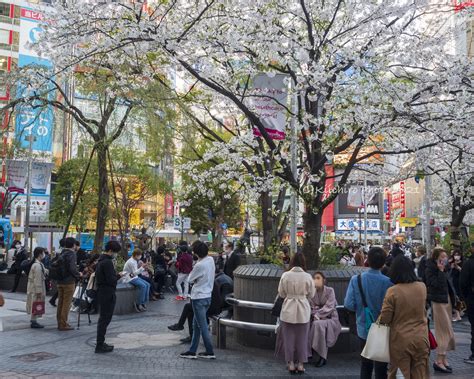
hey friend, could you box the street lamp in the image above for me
[180,205,186,242]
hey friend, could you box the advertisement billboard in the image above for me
[337,181,382,217]
[14,7,54,153]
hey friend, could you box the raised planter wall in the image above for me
[233,264,366,351]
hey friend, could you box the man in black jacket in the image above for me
[56,237,81,331]
[95,240,122,353]
[223,243,240,279]
[460,243,474,364]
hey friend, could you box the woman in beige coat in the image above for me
[275,253,315,374]
[26,247,48,329]
[379,256,430,379]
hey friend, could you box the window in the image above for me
[0,4,10,18]
[467,19,474,58]
[0,29,9,44]
[13,6,20,19]
[0,57,8,71]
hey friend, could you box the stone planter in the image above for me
[233,264,366,351]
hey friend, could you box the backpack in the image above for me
[357,274,376,333]
[20,259,32,275]
[49,254,67,281]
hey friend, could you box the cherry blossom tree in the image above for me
[10,0,473,266]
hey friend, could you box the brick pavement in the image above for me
[0,292,472,378]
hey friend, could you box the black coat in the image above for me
[460,255,474,301]
[56,249,81,285]
[224,252,241,279]
[418,255,427,283]
[425,259,455,304]
[95,254,117,290]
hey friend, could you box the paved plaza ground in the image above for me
[0,291,472,378]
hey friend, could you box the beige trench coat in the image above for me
[26,260,47,315]
[278,267,315,324]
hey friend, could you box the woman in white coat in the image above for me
[26,247,48,329]
[275,253,315,374]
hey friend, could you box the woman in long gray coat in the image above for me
[275,253,315,374]
[309,271,341,367]
[26,247,48,329]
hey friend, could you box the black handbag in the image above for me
[271,296,284,317]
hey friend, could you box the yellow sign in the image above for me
[399,217,419,227]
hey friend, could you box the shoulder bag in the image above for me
[272,295,284,318]
[361,321,391,363]
[357,274,376,332]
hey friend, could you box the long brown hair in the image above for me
[289,253,307,271]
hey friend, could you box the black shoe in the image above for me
[179,351,197,359]
[445,365,452,372]
[49,299,56,307]
[30,321,44,329]
[95,343,114,354]
[180,336,192,344]
[168,323,184,331]
[433,362,451,374]
[464,355,474,364]
[9,290,16,293]
[315,358,327,367]
[134,304,142,312]
[197,352,216,359]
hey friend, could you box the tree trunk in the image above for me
[93,144,109,253]
[302,208,322,269]
[450,196,464,250]
[260,191,273,252]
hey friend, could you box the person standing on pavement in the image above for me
[275,253,315,374]
[180,241,216,360]
[26,247,48,329]
[379,255,430,378]
[415,245,428,283]
[344,246,392,379]
[460,243,474,365]
[56,237,82,331]
[9,240,27,293]
[49,238,65,307]
[425,247,456,374]
[95,240,123,354]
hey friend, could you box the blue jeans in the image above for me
[190,298,213,354]
[130,277,150,305]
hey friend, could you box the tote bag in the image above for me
[361,322,391,363]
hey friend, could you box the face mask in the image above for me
[314,278,324,288]
[454,255,460,261]
[15,244,21,249]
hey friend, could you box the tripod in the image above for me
[77,278,91,329]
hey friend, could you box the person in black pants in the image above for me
[460,243,474,364]
[9,241,27,293]
[168,272,234,343]
[95,241,123,354]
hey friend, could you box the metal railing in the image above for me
[214,296,350,349]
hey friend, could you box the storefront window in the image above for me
[0,4,10,18]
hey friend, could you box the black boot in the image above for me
[31,321,44,329]
[95,342,114,354]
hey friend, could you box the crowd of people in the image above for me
[1,234,473,375]
[274,243,474,377]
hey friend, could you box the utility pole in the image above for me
[423,174,432,256]
[289,80,298,255]
[23,134,35,253]
[363,177,368,247]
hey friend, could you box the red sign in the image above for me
[399,181,406,217]
[21,8,43,21]
[165,194,173,218]
[453,1,474,11]
[321,164,335,231]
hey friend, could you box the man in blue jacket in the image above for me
[344,246,392,379]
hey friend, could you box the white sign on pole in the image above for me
[173,217,181,230]
[249,74,288,140]
[183,217,191,230]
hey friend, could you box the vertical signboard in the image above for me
[248,74,288,140]
[15,7,54,153]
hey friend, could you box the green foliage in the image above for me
[319,244,342,266]
[114,254,126,272]
[50,157,98,231]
